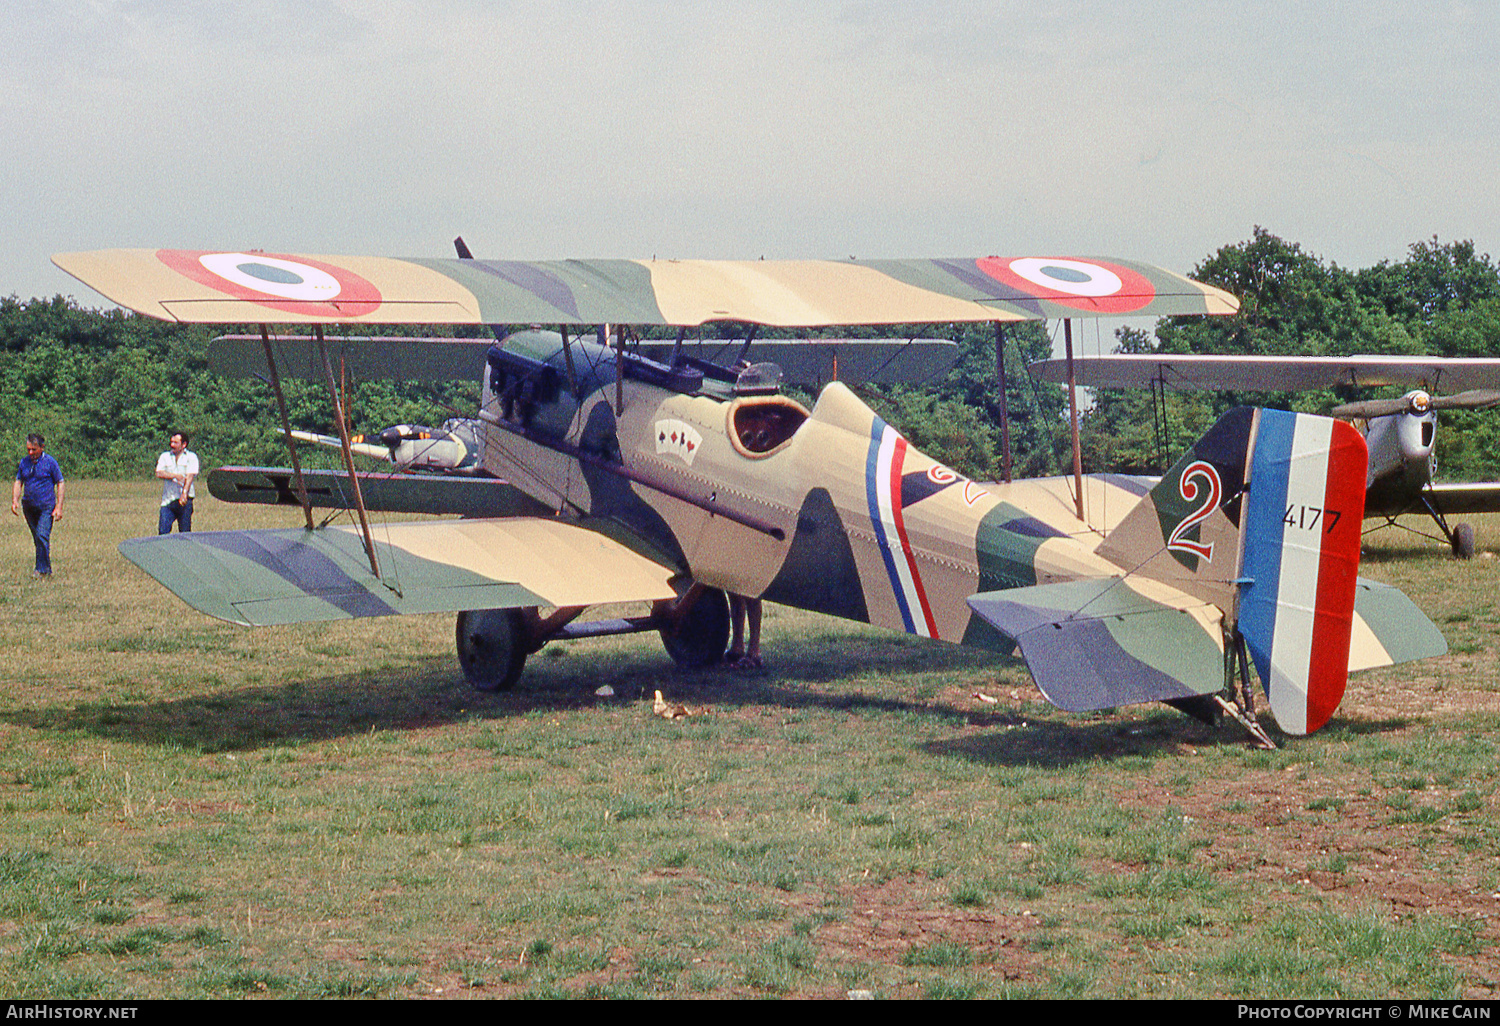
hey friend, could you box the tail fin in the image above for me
[1098,407,1367,735]
[1095,406,1258,614]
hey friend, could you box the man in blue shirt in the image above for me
[11,433,65,577]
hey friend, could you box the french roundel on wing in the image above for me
[155,250,382,318]
[975,257,1155,314]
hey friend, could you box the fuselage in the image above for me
[477,331,1153,647]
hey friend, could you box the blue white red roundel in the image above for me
[155,250,382,317]
[976,257,1156,313]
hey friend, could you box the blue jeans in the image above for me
[159,498,193,535]
[22,505,52,575]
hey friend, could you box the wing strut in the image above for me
[1063,319,1085,522]
[994,322,1013,483]
[559,324,579,396]
[314,325,381,579]
[259,325,316,531]
[609,324,623,414]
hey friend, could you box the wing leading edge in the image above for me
[120,518,679,627]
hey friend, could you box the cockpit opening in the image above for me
[729,396,810,456]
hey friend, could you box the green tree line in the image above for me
[0,301,484,479]
[4,228,1499,484]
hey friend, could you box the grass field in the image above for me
[0,481,1497,999]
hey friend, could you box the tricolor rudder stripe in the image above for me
[865,419,940,639]
[1238,409,1367,735]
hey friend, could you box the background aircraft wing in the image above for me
[54,250,1237,328]
[211,335,492,381]
[214,334,961,386]
[1028,353,1500,392]
[635,338,959,385]
[119,518,679,627]
[207,467,550,518]
[1362,481,1500,517]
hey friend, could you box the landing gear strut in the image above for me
[1418,494,1476,559]
[455,586,733,692]
[1218,628,1277,749]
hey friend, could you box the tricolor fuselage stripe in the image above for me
[866,421,913,632]
[887,435,941,637]
[865,419,937,638]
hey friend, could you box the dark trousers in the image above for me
[158,498,193,535]
[23,505,52,574]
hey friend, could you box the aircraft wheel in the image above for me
[660,587,730,669]
[456,609,529,691]
[1452,522,1476,560]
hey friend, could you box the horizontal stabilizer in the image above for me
[967,579,1224,712]
[119,519,678,627]
[1350,578,1448,670]
[211,335,492,381]
[207,466,548,518]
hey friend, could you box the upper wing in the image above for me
[54,250,1237,328]
[119,518,679,627]
[1028,353,1500,392]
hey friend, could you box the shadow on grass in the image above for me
[1358,542,1452,565]
[922,715,1219,768]
[1,641,1021,752]
[4,626,1400,763]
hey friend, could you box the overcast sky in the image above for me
[6,0,1499,325]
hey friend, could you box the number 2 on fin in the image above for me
[1166,460,1221,562]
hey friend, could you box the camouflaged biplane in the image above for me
[53,248,1446,741]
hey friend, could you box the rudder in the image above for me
[1237,409,1367,735]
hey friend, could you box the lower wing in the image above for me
[120,518,678,627]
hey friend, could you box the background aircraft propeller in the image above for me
[1331,389,1500,419]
